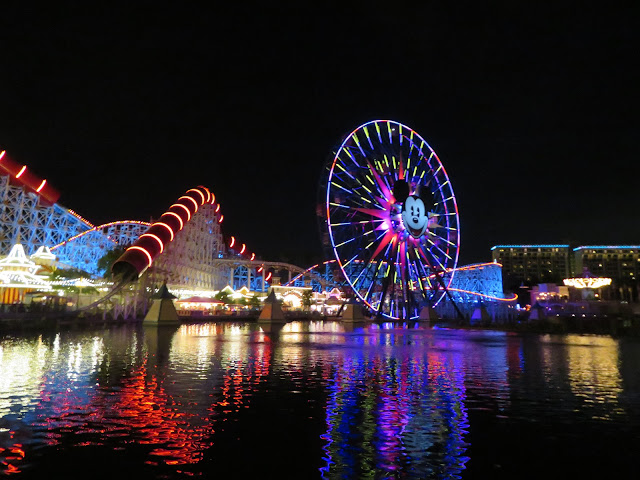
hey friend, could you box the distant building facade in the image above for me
[490,245,571,291]
[573,246,640,302]
[491,244,640,302]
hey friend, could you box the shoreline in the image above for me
[2,311,640,339]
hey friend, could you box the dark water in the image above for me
[1,321,639,479]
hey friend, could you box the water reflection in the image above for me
[0,323,638,478]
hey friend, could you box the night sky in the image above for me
[1,4,638,268]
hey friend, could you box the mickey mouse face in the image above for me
[401,195,428,238]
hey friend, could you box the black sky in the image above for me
[1,3,639,267]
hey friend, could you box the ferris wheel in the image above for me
[323,120,460,320]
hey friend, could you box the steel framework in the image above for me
[0,173,93,258]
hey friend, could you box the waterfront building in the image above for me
[492,244,640,303]
[490,245,571,291]
[0,241,52,303]
[573,246,640,302]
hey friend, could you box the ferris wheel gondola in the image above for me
[322,120,460,320]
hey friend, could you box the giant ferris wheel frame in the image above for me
[324,120,460,320]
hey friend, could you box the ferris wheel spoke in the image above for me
[426,237,453,261]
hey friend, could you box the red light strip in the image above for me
[15,165,26,178]
[240,244,246,254]
[179,195,199,212]
[0,150,5,161]
[210,192,216,204]
[163,211,184,230]
[36,179,47,192]
[218,214,224,223]
[265,272,272,281]
[215,204,220,213]
[197,185,211,203]
[140,233,164,253]
[186,188,206,204]
[250,253,255,261]
[153,222,174,241]
[229,236,235,248]
[171,203,191,221]
[127,245,153,268]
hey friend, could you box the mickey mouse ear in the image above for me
[417,185,434,208]
[393,180,409,203]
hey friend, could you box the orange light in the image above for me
[127,245,153,268]
[197,185,211,203]
[250,253,255,261]
[171,203,191,221]
[15,165,26,178]
[215,204,220,213]
[0,150,5,161]
[140,233,164,253]
[230,236,235,248]
[447,287,518,302]
[210,192,215,204]
[218,215,224,223]
[36,179,47,192]
[240,244,246,254]
[179,195,199,212]
[163,211,184,230]
[153,222,175,241]
[186,188,206,204]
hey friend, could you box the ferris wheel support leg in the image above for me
[376,262,396,320]
[434,272,465,323]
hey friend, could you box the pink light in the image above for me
[140,233,164,253]
[240,244,246,254]
[229,236,235,248]
[171,203,191,221]
[36,179,47,192]
[127,245,153,268]
[153,222,175,241]
[179,195,199,212]
[163,211,184,230]
[15,165,26,178]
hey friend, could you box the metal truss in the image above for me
[0,174,93,258]
[51,221,151,276]
[443,263,509,303]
